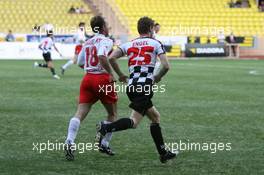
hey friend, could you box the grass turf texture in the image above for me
[0,59,263,175]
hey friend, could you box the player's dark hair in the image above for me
[155,23,160,26]
[79,22,85,27]
[46,30,53,37]
[90,16,106,33]
[137,16,155,35]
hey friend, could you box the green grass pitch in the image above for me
[0,59,263,175]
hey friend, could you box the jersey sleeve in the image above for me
[155,41,166,56]
[77,46,85,66]
[97,39,113,57]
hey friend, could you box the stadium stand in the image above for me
[0,0,93,34]
[112,0,264,37]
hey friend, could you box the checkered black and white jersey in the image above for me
[119,37,165,85]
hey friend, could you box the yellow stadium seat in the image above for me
[0,0,94,34]
[111,0,264,36]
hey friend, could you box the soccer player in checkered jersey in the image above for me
[61,22,86,75]
[34,30,62,79]
[96,16,177,163]
[64,16,118,160]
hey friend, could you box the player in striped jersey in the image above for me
[96,17,177,163]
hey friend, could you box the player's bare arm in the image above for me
[53,44,62,57]
[77,48,85,68]
[109,48,128,83]
[98,55,116,82]
[154,53,170,83]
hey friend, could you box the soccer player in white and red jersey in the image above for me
[96,17,177,163]
[34,30,62,79]
[61,22,87,75]
[64,16,117,161]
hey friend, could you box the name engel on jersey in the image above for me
[118,37,166,85]
[77,34,113,74]
[40,37,54,53]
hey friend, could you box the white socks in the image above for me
[101,121,113,147]
[65,117,80,144]
[62,60,74,70]
[65,118,113,148]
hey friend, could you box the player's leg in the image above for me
[64,73,96,160]
[61,55,76,74]
[96,109,143,137]
[65,103,93,144]
[36,62,48,68]
[232,45,236,57]
[61,60,74,74]
[34,53,49,68]
[64,103,92,161]
[98,102,117,155]
[61,44,80,74]
[47,61,60,79]
[96,83,149,136]
[146,106,177,163]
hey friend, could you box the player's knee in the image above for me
[132,123,138,129]
[131,118,139,129]
[150,114,160,123]
[47,63,53,68]
[132,124,138,129]
[151,116,160,123]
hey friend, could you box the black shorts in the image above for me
[43,52,52,62]
[126,83,153,116]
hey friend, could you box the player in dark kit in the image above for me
[96,16,177,163]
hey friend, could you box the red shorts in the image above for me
[79,73,118,104]
[75,44,83,55]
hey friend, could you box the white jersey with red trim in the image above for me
[74,28,86,44]
[77,34,113,74]
[40,37,54,54]
[119,37,166,85]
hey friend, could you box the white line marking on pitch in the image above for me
[249,70,259,75]
[176,63,259,70]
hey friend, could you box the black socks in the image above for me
[103,120,167,155]
[50,68,56,75]
[38,63,56,75]
[105,118,134,132]
[39,63,48,68]
[150,123,167,155]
